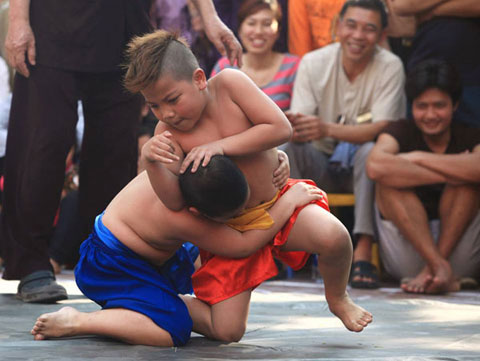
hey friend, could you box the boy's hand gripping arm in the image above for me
[142,131,186,211]
[187,182,324,258]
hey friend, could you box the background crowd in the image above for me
[0,0,478,303]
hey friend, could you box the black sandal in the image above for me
[350,261,379,289]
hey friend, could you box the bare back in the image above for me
[102,171,185,266]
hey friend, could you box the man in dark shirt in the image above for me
[367,59,480,294]
[1,0,242,303]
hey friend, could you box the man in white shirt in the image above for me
[284,0,406,288]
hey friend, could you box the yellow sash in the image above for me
[226,192,280,232]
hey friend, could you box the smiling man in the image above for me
[283,0,406,289]
[367,59,480,295]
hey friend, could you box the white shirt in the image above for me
[291,43,406,154]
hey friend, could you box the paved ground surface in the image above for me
[1,271,479,361]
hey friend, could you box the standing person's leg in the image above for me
[1,66,78,302]
[78,72,142,239]
[280,204,372,332]
[350,142,378,288]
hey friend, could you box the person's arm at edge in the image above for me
[429,0,480,17]
[367,133,446,187]
[179,183,323,258]
[5,0,35,77]
[403,144,480,184]
[189,0,243,67]
[390,0,449,16]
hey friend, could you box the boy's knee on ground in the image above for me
[212,322,246,343]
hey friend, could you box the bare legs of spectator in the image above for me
[376,183,480,294]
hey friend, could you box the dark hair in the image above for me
[339,0,388,29]
[238,0,282,31]
[179,155,249,218]
[123,30,199,93]
[405,59,462,104]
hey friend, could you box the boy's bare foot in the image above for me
[401,267,433,294]
[31,306,80,340]
[328,294,373,332]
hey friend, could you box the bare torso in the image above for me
[168,75,280,208]
[102,172,182,266]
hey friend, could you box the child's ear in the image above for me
[193,68,207,90]
[188,206,202,217]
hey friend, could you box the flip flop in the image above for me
[350,260,379,289]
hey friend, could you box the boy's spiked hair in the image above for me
[123,30,200,93]
[179,155,249,219]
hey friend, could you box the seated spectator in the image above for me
[391,0,480,128]
[283,0,406,288]
[367,59,480,294]
[210,0,299,111]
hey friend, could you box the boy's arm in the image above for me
[181,69,293,172]
[177,182,323,258]
[429,0,480,17]
[367,133,447,187]
[142,130,186,211]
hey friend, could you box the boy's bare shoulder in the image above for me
[209,68,254,91]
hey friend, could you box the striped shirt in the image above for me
[210,54,301,111]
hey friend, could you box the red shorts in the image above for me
[192,179,330,305]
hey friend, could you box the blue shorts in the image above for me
[75,213,199,346]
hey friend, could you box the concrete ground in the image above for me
[1,271,479,361]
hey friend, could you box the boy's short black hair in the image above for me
[339,0,388,29]
[179,155,249,219]
[406,59,462,104]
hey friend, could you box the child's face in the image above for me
[142,69,207,132]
